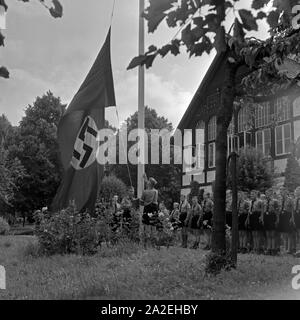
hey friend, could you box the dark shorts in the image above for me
[203,211,212,229]
[178,212,187,228]
[264,212,276,231]
[226,211,232,228]
[295,212,300,230]
[238,214,247,231]
[190,215,201,229]
[277,211,293,233]
[249,211,263,231]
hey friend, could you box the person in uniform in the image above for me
[238,191,250,253]
[247,190,264,253]
[263,188,280,255]
[293,186,300,252]
[185,196,203,249]
[140,175,159,249]
[169,202,180,230]
[277,187,295,254]
[178,194,191,248]
[110,195,122,243]
[226,190,233,229]
[202,192,214,250]
[121,186,135,232]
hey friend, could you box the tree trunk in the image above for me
[211,61,237,255]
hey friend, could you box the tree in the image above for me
[284,155,300,192]
[0,0,63,78]
[128,0,300,257]
[0,114,12,145]
[6,91,65,213]
[227,147,273,192]
[0,116,26,217]
[111,106,181,209]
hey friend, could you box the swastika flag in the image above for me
[51,28,116,213]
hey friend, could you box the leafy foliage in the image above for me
[98,175,127,202]
[94,202,141,245]
[227,147,273,192]
[6,92,65,213]
[111,107,181,209]
[35,205,99,256]
[0,216,10,235]
[127,0,300,98]
[284,154,300,192]
[0,0,63,78]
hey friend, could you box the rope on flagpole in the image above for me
[114,107,134,188]
[109,0,133,189]
[110,0,117,26]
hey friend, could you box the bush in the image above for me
[227,147,273,192]
[35,206,99,256]
[95,202,141,245]
[0,217,10,235]
[98,175,127,202]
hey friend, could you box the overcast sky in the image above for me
[0,0,270,128]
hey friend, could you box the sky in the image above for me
[0,0,271,129]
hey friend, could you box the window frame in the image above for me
[255,128,271,157]
[275,123,292,156]
[208,142,215,168]
[255,102,271,128]
[208,116,216,142]
[275,97,290,123]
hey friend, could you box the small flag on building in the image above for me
[52,28,116,213]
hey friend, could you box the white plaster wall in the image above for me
[193,172,205,184]
[293,97,300,117]
[274,158,288,174]
[181,188,191,197]
[207,170,216,183]
[294,119,300,142]
[182,174,191,186]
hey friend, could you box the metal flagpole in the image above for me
[137,0,145,199]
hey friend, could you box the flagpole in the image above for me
[137,0,145,198]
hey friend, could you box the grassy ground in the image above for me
[0,235,299,300]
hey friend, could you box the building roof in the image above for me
[177,51,227,130]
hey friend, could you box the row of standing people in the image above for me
[110,175,300,254]
[232,187,300,255]
[140,181,300,254]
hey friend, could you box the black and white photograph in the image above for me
[1,0,300,307]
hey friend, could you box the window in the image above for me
[275,123,291,155]
[195,121,205,171]
[255,102,271,128]
[208,142,215,168]
[275,97,290,122]
[256,128,271,156]
[239,131,252,149]
[227,119,234,135]
[208,116,216,141]
[238,107,251,132]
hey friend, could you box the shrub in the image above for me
[0,217,10,235]
[98,175,127,202]
[35,206,99,256]
[284,155,300,192]
[95,202,141,245]
[227,147,273,192]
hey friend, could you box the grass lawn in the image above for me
[0,235,299,300]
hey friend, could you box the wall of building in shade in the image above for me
[180,95,300,195]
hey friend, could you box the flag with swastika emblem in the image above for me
[51,28,116,214]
